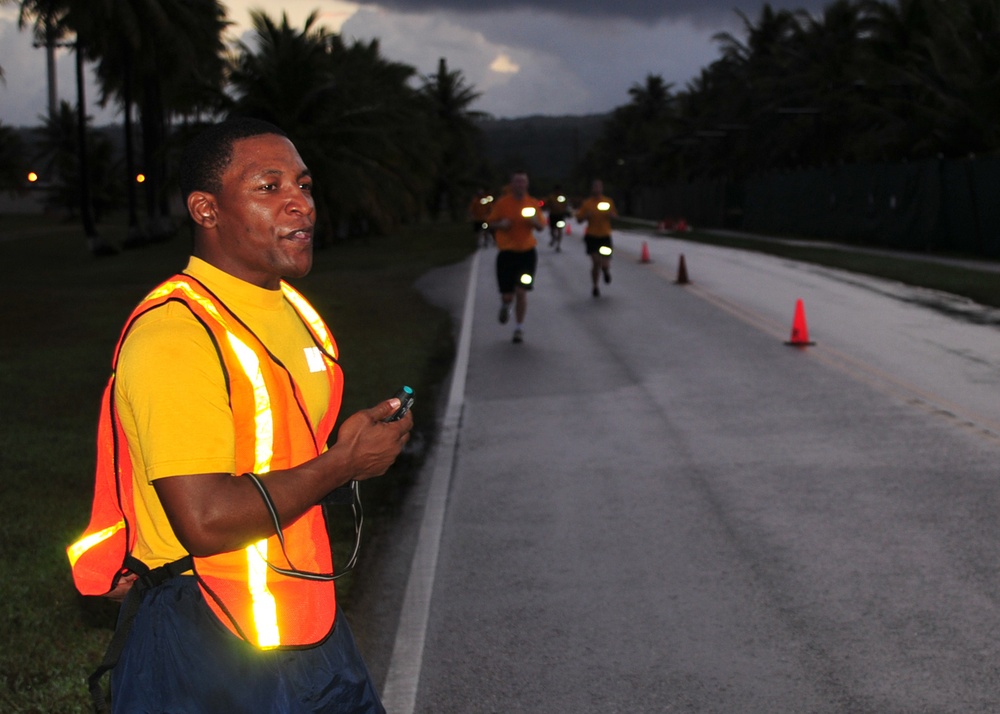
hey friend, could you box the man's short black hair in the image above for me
[178,117,288,201]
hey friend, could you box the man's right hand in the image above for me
[154,399,413,557]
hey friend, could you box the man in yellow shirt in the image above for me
[95,118,413,712]
[575,178,619,297]
[488,171,545,343]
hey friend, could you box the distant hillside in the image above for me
[476,114,608,190]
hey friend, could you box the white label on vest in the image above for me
[304,346,326,373]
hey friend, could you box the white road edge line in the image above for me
[380,248,480,713]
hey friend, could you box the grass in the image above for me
[0,213,474,713]
[617,218,1000,310]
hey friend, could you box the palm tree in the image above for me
[228,11,438,240]
[63,0,229,243]
[580,73,678,200]
[887,0,1000,157]
[10,0,67,122]
[856,0,939,158]
[33,100,120,219]
[712,3,804,68]
[706,4,809,175]
[779,0,872,166]
[581,0,1000,220]
[70,35,103,245]
[419,57,487,219]
[626,74,674,121]
[3,0,110,248]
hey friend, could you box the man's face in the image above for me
[203,134,315,289]
[511,173,529,198]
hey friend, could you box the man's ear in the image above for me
[187,191,218,229]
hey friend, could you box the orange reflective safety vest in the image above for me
[67,274,344,649]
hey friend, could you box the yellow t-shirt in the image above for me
[576,195,618,237]
[489,193,542,252]
[114,256,332,567]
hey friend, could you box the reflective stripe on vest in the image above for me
[226,330,281,647]
[66,520,124,568]
[67,274,343,649]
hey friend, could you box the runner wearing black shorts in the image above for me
[584,234,612,257]
[487,171,544,343]
[576,179,618,297]
[496,248,538,296]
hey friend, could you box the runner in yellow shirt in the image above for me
[575,178,619,297]
[488,171,545,343]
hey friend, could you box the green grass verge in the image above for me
[0,214,473,713]
[616,218,1000,310]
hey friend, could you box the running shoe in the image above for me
[512,328,524,344]
[603,268,611,284]
[499,302,512,324]
[592,286,600,298]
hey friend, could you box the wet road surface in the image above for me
[354,230,1000,713]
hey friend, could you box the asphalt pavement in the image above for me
[349,229,1000,714]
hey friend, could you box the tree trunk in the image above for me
[44,19,57,122]
[74,41,97,240]
[121,43,143,247]
[74,38,112,255]
[140,77,173,241]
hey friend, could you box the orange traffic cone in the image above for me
[675,254,689,284]
[785,299,815,346]
[639,241,651,263]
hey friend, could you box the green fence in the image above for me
[632,157,1000,258]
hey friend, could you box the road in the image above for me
[353,228,1000,713]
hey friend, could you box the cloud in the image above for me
[340,5,725,117]
[347,0,834,25]
[1,0,839,126]
[489,53,520,74]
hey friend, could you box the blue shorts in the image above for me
[111,575,384,713]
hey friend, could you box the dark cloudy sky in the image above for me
[0,0,833,126]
